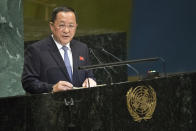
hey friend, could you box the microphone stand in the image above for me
[101,48,140,80]
[79,57,159,70]
[78,57,167,82]
[89,48,113,86]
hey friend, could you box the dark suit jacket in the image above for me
[22,36,94,94]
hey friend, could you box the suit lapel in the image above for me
[47,36,72,82]
[70,40,79,83]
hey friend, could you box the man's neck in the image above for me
[51,34,69,46]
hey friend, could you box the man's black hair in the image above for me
[50,6,77,23]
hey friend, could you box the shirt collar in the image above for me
[51,34,71,50]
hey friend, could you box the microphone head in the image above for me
[89,48,93,53]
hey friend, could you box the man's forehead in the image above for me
[57,11,75,16]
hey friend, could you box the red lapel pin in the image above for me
[79,56,84,61]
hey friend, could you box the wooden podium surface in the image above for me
[0,72,195,131]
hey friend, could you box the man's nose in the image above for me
[63,26,70,33]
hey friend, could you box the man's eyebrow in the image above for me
[58,21,65,24]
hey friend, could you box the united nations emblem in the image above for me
[126,85,156,122]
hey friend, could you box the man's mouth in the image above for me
[62,35,70,39]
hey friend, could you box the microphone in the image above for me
[97,47,140,80]
[89,48,113,85]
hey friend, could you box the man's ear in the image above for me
[49,22,54,32]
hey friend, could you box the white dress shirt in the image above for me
[51,35,73,73]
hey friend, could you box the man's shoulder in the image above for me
[25,36,53,53]
[31,36,52,47]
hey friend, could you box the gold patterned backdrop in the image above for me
[24,0,132,41]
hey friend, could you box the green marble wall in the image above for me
[0,0,25,97]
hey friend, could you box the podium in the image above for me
[0,72,195,131]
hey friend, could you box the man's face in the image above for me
[50,11,77,45]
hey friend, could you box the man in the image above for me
[22,6,96,94]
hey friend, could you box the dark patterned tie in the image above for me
[62,46,72,81]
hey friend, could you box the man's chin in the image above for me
[60,39,71,45]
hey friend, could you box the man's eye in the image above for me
[69,25,74,28]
